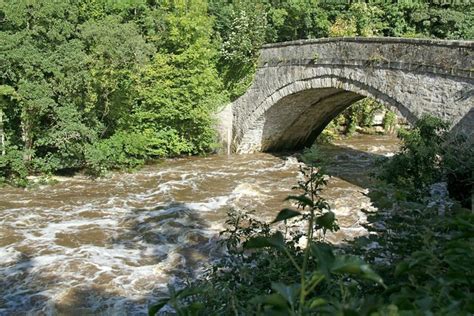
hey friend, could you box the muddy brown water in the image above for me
[0,134,399,315]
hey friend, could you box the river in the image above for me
[0,134,399,315]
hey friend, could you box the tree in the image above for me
[131,2,227,156]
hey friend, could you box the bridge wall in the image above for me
[218,37,474,153]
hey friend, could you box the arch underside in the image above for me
[236,78,412,153]
[234,72,423,153]
[260,88,364,151]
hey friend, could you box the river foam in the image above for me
[0,134,400,314]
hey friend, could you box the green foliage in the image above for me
[317,120,340,143]
[83,131,152,176]
[131,37,227,156]
[324,0,473,39]
[343,98,384,135]
[382,110,397,134]
[392,212,474,314]
[355,186,474,315]
[329,16,357,37]
[210,0,268,99]
[442,134,474,208]
[265,0,330,42]
[0,145,28,187]
[378,115,450,199]
[0,0,226,183]
[319,98,386,140]
[328,2,385,37]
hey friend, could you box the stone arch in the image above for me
[236,75,415,153]
[215,38,474,154]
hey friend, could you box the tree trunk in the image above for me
[0,109,5,156]
[21,114,33,161]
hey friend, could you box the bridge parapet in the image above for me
[259,37,474,79]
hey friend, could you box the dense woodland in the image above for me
[1,0,473,185]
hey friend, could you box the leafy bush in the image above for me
[343,98,384,135]
[378,115,472,206]
[353,185,474,315]
[317,120,341,144]
[442,134,473,208]
[0,145,29,187]
[130,40,226,157]
[377,116,449,199]
[391,210,474,314]
[318,98,388,140]
[84,131,153,176]
[163,160,473,316]
[382,110,397,134]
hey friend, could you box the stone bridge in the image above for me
[216,37,474,153]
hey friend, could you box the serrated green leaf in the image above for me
[308,297,327,308]
[244,231,286,250]
[316,211,336,229]
[251,293,288,309]
[176,287,203,299]
[395,261,409,277]
[271,208,302,224]
[332,256,385,287]
[271,282,300,308]
[285,195,314,207]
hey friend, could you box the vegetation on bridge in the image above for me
[1,0,473,185]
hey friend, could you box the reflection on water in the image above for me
[0,134,399,315]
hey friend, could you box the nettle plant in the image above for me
[150,149,385,315]
[240,151,386,315]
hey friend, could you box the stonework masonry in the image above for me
[215,37,474,153]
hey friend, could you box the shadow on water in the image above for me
[314,142,387,189]
[112,202,219,278]
[272,141,388,189]
[0,202,220,315]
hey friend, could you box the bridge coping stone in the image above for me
[262,37,474,49]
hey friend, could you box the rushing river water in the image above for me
[0,134,399,315]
